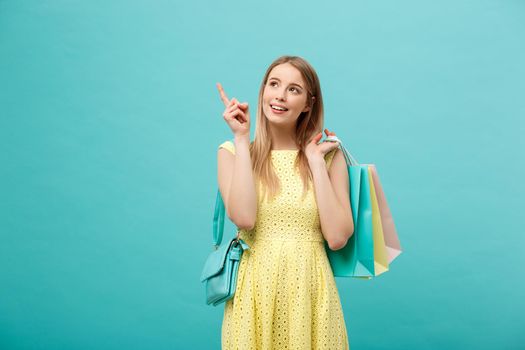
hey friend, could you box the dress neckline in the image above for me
[271,149,299,152]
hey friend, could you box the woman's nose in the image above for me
[275,89,286,101]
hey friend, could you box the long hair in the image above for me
[249,55,325,203]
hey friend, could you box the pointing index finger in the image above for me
[216,82,230,106]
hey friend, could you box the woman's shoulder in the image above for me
[324,147,339,168]
[218,139,256,155]
[325,147,338,160]
[218,140,235,155]
[218,141,337,158]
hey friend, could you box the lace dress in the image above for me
[219,140,349,350]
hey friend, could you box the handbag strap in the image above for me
[212,138,240,249]
[212,189,226,248]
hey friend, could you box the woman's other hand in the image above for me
[305,128,340,164]
[217,82,250,138]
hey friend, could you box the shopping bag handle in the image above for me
[324,135,359,166]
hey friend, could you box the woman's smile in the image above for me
[270,103,289,114]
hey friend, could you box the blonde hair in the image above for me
[248,55,325,203]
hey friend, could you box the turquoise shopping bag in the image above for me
[325,138,375,278]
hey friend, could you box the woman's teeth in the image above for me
[271,105,288,111]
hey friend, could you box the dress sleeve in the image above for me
[324,148,339,169]
[218,140,235,155]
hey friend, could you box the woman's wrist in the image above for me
[307,155,325,169]
[234,134,251,149]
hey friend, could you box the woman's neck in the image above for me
[268,123,298,150]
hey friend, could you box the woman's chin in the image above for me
[266,115,287,123]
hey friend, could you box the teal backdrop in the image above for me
[1,0,524,349]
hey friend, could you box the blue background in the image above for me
[1,0,524,349]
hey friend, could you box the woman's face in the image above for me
[262,63,311,126]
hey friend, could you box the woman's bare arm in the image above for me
[217,134,257,230]
[309,148,354,250]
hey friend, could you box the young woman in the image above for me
[216,55,354,349]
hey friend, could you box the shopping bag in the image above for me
[324,135,401,278]
[325,156,375,278]
[369,166,389,276]
[369,166,402,263]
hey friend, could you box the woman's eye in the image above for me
[268,81,300,93]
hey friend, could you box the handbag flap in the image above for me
[200,243,230,282]
[200,239,249,282]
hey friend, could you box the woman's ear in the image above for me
[303,96,315,112]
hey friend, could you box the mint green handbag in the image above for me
[200,189,249,306]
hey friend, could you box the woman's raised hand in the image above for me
[217,82,250,138]
[305,128,340,164]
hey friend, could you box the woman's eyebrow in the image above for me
[268,77,304,90]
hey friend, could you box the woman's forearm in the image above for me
[308,158,353,250]
[228,135,257,230]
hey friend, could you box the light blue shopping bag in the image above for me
[324,137,375,278]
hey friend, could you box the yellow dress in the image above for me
[219,140,349,350]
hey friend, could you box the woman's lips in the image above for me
[270,104,288,114]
